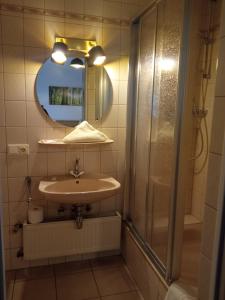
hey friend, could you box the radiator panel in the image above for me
[23,214,121,260]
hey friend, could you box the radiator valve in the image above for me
[13,223,23,233]
[16,248,24,258]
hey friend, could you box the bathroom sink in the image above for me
[39,173,121,204]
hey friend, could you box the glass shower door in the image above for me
[129,6,157,240]
[128,0,187,278]
[146,0,183,266]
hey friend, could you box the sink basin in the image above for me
[39,173,121,204]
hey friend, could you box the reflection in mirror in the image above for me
[36,57,113,127]
[87,66,113,121]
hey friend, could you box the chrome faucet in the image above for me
[70,158,85,178]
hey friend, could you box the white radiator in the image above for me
[23,213,121,260]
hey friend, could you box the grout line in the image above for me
[90,266,101,299]
[10,274,16,300]
[52,264,58,300]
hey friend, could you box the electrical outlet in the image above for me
[7,144,30,155]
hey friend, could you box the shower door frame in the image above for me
[125,0,191,284]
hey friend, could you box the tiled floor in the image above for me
[6,256,142,300]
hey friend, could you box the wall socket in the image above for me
[7,144,30,155]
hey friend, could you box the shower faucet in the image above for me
[70,158,85,179]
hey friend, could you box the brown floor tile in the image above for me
[54,260,91,275]
[15,266,54,281]
[6,282,14,300]
[13,278,56,300]
[102,291,142,300]
[6,271,15,300]
[56,271,99,300]
[6,271,15,283]
[93,267,136,296]
[91,255,125,270]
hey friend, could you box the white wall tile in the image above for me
[8,178,27,202]
[201,205,216,259]
[101,105,118,127]
[0,178,9,203]
[47,152,66,176]
[27,127,46,153]
[10,248,29,269]
[101,151,118,173]
[25,47,46,74]
[103,1,121,19]
[103,26,121,56]
[121,3,141,20]
[0,101,5,126]
[4,74,25,101]
[10,226,22,248]
[24,0,45,8]
[3,226,10,249]
[0,154,8,178]
[199,254,211,300]
[100,196,116,213]
[65,0,84,14]
[24,18,45,48]
[6,127,27,144]
[28,153,48,176]
[25,74,36,101]
[1,203,9,226]
[26,102,46,127]
[5,101,26,127]
[3,46,25,73]
[84,0,103,16]
[7,156,27,177]
[205,153,222,209]
[119,80,128,104]
[0,74,4,100]
[118,105,127,127]
[2,16,23,46]
[84,151,100,173]
[121,27,130,55]
[45,0,65,10]
[0,127,6,153]
[210,97,225,154]
[9,201,27,225]
[215,37,225,96]
[44,21,65,49]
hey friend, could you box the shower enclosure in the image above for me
[125,0,194,284]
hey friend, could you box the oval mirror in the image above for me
[35,57,113,127]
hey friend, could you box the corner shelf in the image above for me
[38,139,114,145]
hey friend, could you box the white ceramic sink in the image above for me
[39,173,121,204]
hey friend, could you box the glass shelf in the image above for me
[38,139,114,145]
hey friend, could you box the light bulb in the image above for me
[93,55,106,66]
[51,42,68,64]
[70,57,85,69]
[88,46,106,66]
[51,50,67,64]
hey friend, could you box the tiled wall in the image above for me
[122,226,168,300]
[0,0,148,270]
[190,0,221,221]
[199,0,225,298]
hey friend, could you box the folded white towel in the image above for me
[165,282,197,300]
[62,121,109,143]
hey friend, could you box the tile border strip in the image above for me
[0,3,130,27]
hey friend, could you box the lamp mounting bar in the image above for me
[55,37,97,54]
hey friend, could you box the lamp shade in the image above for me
[70,58,85,69]
[88,46,106,66]
[51,42,68,64]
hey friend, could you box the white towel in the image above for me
[62,121,109,143]
[165,282,197,300]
